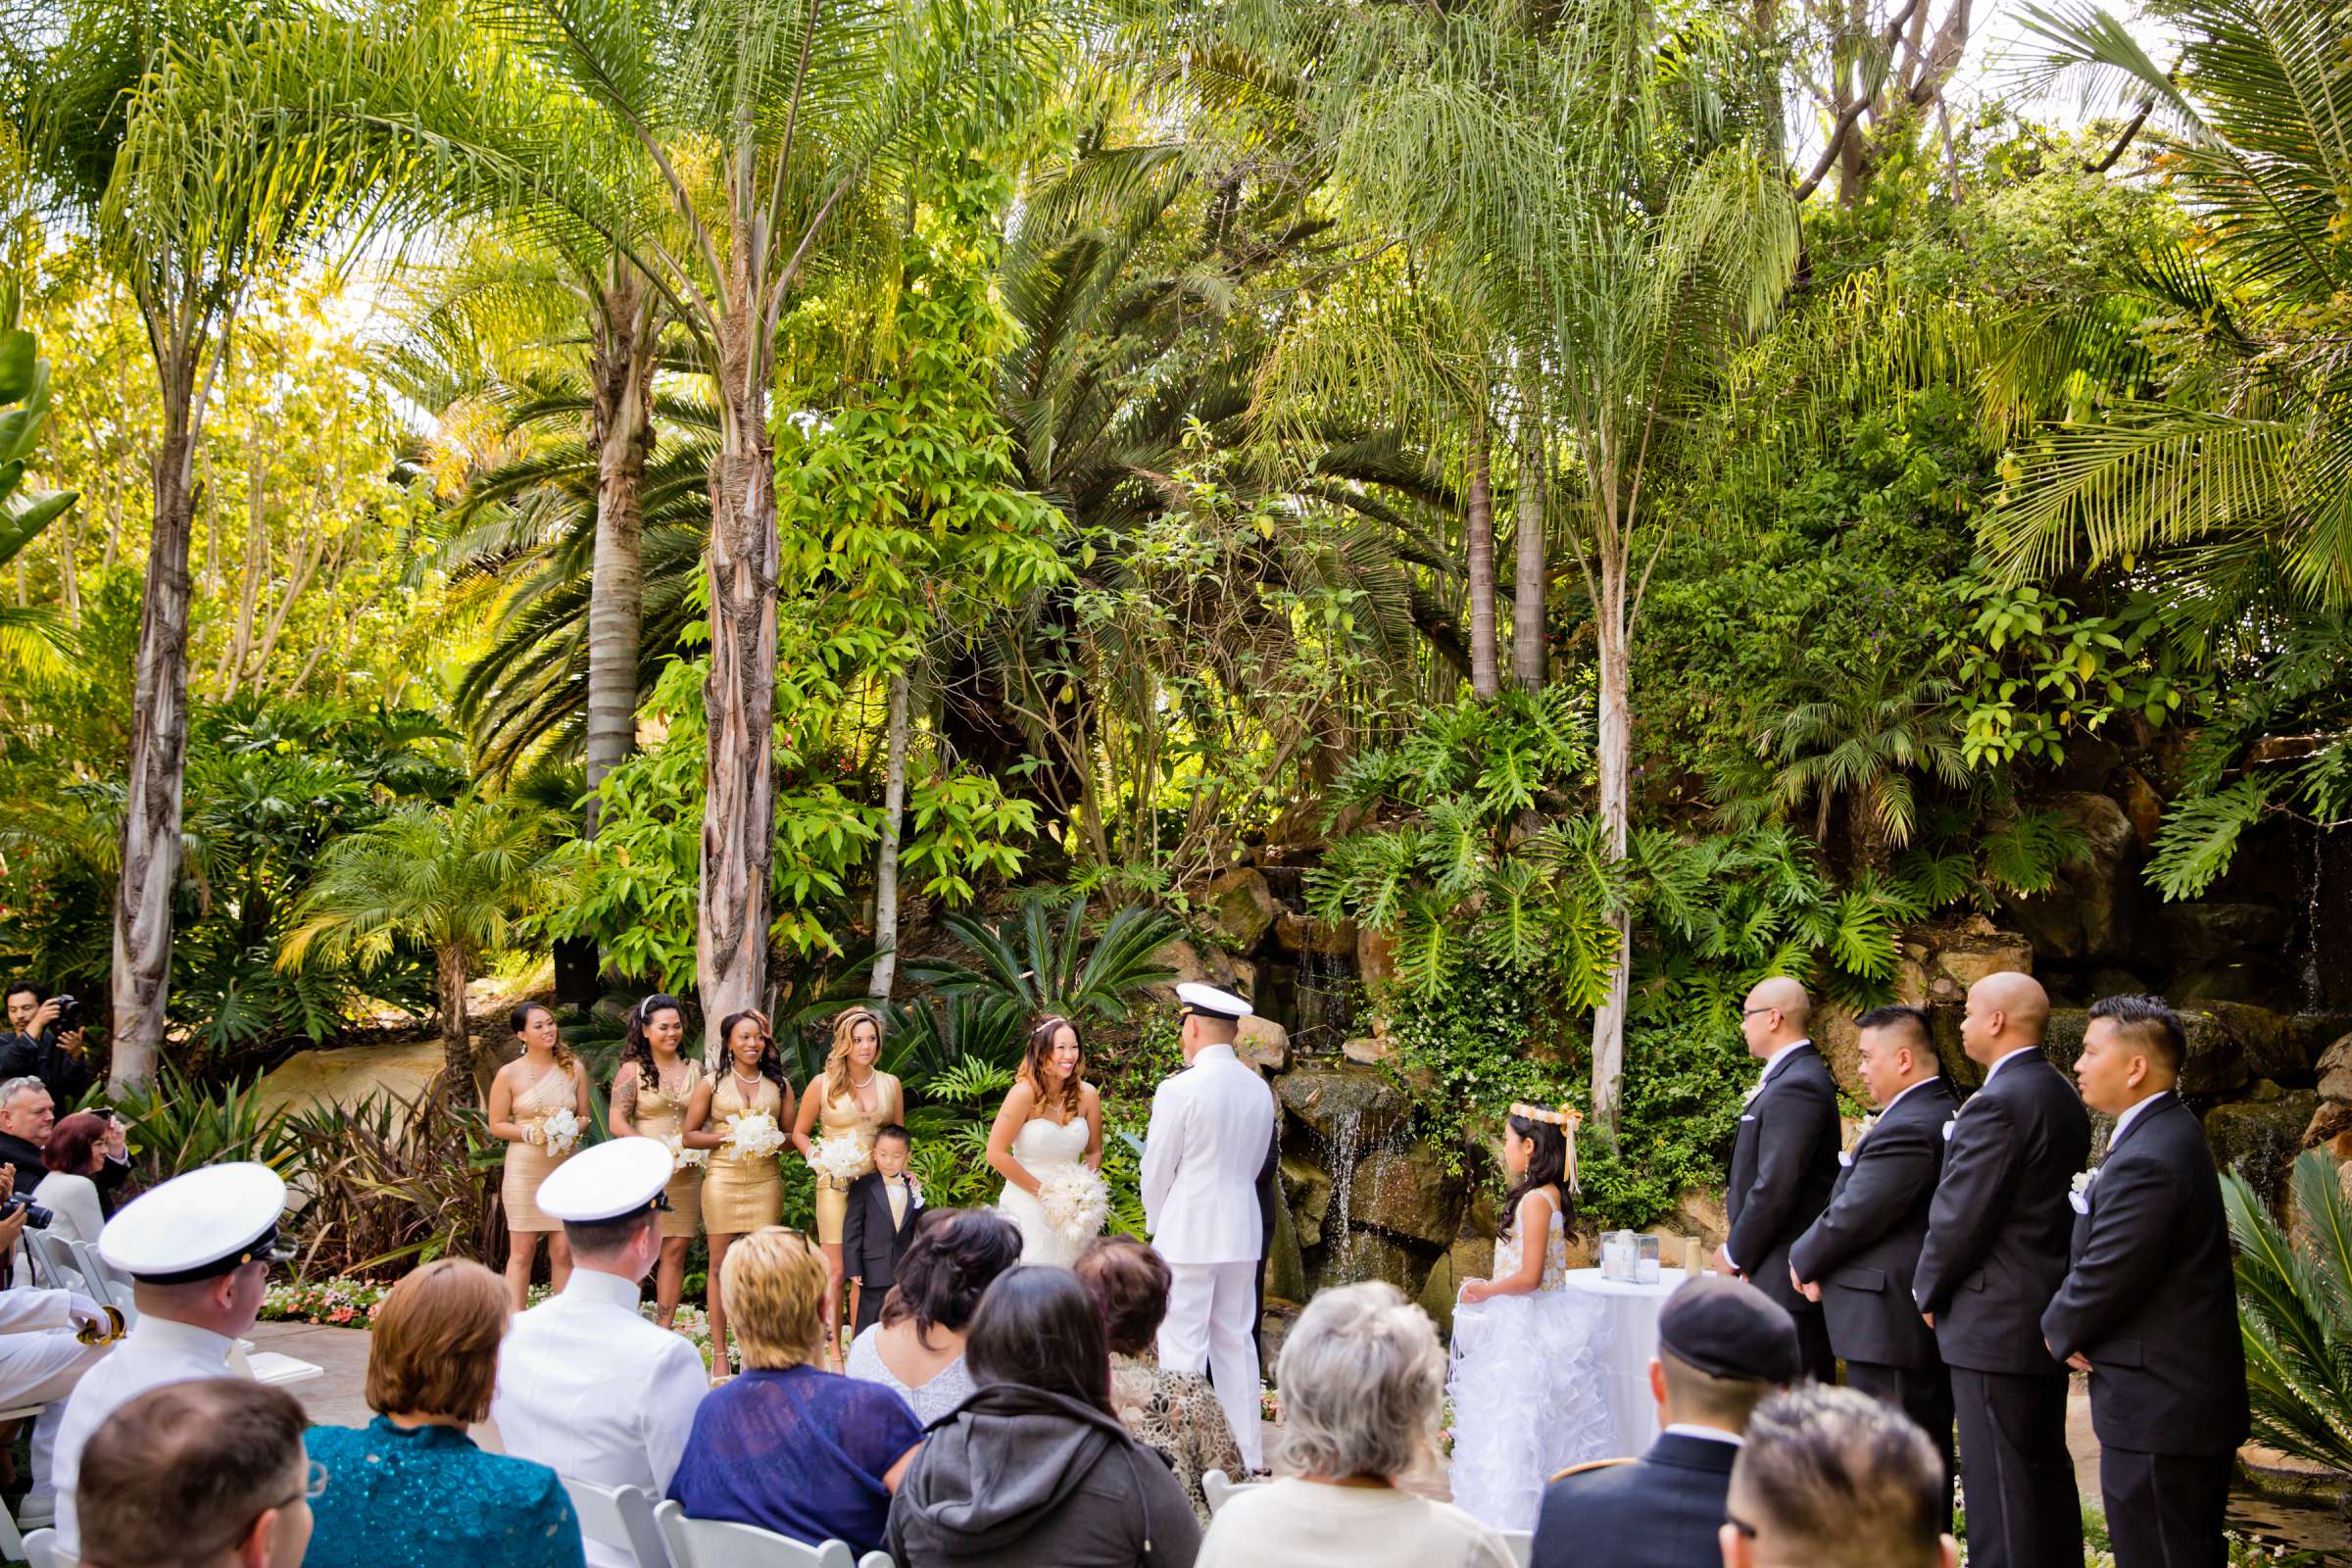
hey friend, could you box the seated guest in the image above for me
[1074,1236,1244,1525]
[492,1138,708,1568]
[1533,1275,1800,1568]
[34,1111,113,1247]
[670,1227,924,1555]
[1718,1385,1957,1568]
[843,1125,923,1333]
[845,1208,1021,1425]
[306,1258,584,1568]
[0,1192,115,1526]
[1195,1281,1503,1568]
[0,1077,127,1206]
[892,1265,1201,1568]
[74,1378,316,1568]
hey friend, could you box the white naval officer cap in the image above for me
[1174,982,1254,1020]
[100,1161,293,1285]
[536,1135,675,1224]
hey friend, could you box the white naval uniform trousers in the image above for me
[1141,1043,1276,1471]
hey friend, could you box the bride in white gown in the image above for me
[986,1015,1106,1265]
[1447,1102,1613,1531]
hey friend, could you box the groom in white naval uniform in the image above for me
[1143,981,1277,1473]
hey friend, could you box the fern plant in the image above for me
[2222,1152,2352,1476]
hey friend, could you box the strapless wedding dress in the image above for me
[997,1117,1096,1265]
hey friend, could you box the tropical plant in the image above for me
[0,275,76,663]
[109,1062,297,1184]
[2222,1152,2352,1476]
[1756,661,1969,865]
[280,1085,504,1278]
[278,797,557,1098]
[911,896,1180,1029]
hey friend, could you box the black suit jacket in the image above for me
[0,1035,92,1108]
[840,1169,921,1293]
[1531,1432,1739,1568]
[2041,1094,2248,1456]
[1725,1043,1841,1320]
[1788,1077,1957,1368]
[1913,1047,2090,1375]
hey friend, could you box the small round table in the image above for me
[1559,1266,1690,1456]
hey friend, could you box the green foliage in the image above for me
[280,795,556,978]
[0,275,76,661]
[1943,577,2208,768]
[280,1086,502,1277]
[112,1064,297,1185]
[2222,1152,2352,1476]
[913,896,1179,1026]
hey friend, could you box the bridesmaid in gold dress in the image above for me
[684,1008,795,1377]
[789,1004,904,1362]
[606,993,704,1329]
[486,1003,592,1312]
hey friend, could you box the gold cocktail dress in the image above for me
[702,1073,784,1236]
[501,1059,579,1233]
[626,1059,706,1239]
[811,1072,905,1245]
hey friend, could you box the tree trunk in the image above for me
[868,669,912,1006]
[109,373,201,1095]
[1511,430,1547,690]
[584,276,658,839]
[438,944,474,1102]
[1588,517,1634,1137]
[698,323,779,1068]
[1467,406,1500,700]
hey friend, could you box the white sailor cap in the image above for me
[1175,982,1254,1020]
[537,1136,675,1224]
[100,1162,293,1284]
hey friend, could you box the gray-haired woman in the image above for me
[1196,1282,1515,1568]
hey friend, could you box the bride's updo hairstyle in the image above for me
[881,1207,1023,1349]
[1498,1107,1571,1242]
[1017,1014,1086,1121]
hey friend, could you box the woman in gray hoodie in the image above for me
[888,1265,1201,1568]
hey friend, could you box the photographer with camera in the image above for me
[0,1159,118,1527]
[2,983,94,1107]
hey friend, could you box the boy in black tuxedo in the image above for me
[842,1124,922,1334]
[1788,1004,1959,1522]
[2043,995,2247,1568]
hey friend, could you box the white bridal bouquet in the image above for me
[722,1111,788,1162]
[1038,1163,1109,1244]
[808,1134,869,1185]
[538,1108,581,1155]
[662,1133,709,1173]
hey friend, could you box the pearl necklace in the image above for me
[731,1066,764,1096]
[850,1069,876,1090]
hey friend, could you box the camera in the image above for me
[0,1196,54,1229]
[48,996,79,1033]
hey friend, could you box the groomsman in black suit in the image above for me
[1788,1004,1959,1521]
[2043,995,2247,1568]
[841,1124,922,1332]
[1913,972,2088,1568]
[1718,977,1842,1384]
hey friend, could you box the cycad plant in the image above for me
[2222,1152,2352,1475]
[910,896,1179,1029]
[279,798,557,1099]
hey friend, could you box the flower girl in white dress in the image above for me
[1446,1102,1613,1531]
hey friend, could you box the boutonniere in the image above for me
[1742,1076,1767,1106]
[906,1176,923,1207]
[1941,1113,1958,1143]
[1839,1113,1882,1167]
[2068,1167,2100,1214]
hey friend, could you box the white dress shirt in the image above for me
[52,1314,237,1558]
[490,1266,707,1568]
[2108,1090,2171,1146]
[1662,1422,1744,1446]
[1141,1044,1277,1266]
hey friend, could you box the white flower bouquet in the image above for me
[721,1111,788,1162]
[539,1108,581,1155]
[662,1133,710,1173]
[808,1133,869,1185]
[1038,1163,1109,1244]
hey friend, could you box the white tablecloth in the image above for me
[1560,1266,1690,1456]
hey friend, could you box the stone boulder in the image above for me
[1900,916,2036,1005]
[2000,791,2141,961]
[1275,910,1357,957]
[1201,867,1281,953]
[1263,1197,1310,1305]
[2205,1087,2318,1215]
[1348,1141,1464,1249]
[2205,1003,2306,1084]
[1320,1231,1432,1298]
[1146,937,1245,999]
[1814,1002,1866,1101]
[2117,767,2165,846]
[2161,902,2292,965]
[2043,1008,2091,1078]
[1357,925,1397,988]
[1280,1155,1334,1248]
[1342,1036,1394,1068]
[1277,1064,1410,1143]
[2174,960,2296,1009]
[2316,1031,2352,1105]
[1415,1236,1498,1339]
[1238,1015,1290,1073]
[2044,1005,2244,1095]
[1664,1188,1729,1251]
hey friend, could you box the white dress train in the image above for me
[996,1116,1097,1265]
[1446,1206,1614,1531]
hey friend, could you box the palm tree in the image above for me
[280,798,556,1098]
[1760,662,1970,868]
[0,275,77,667]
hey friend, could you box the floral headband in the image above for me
[1509,1102,1583,1194]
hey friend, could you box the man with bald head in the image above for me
[1718,977,1840,1384]
[1912,972,2088,1568]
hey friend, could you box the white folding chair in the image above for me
[19,1525,59,1568]
[1498,1528,1534,1567]
[22,1232,81,1294]
[227,1342,324,1389]
[653,1499,861,1568]
[63,1244,132,1329]
[562,1476,671,1568]
[1201,1467,1257,1517]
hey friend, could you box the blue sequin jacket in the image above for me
[304,1416,586,1568]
